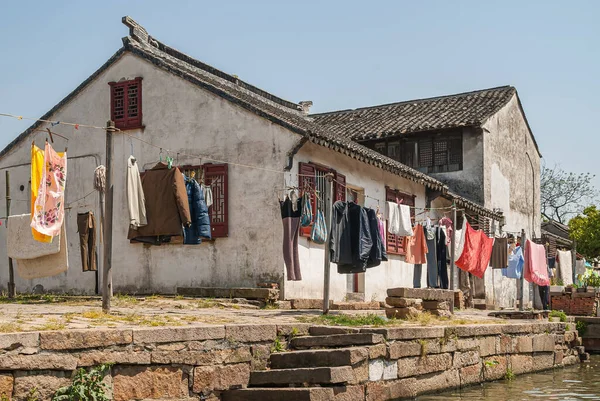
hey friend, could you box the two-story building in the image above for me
[0,17,538,308]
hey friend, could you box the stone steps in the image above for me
[223,387,335,401]
[270,347,368,369]
[290,333,384,349]
[249,366,354,386]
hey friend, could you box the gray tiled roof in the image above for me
[311,86,517,140]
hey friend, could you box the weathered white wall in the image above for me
[0,52,301,294]
[429,127,485,204]
[285,142,427,302]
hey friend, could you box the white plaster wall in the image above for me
[0,52,301,294]
[284,142,428,302]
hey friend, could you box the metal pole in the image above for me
[322,173,334,314]
[102,121,115,313]
[5,171,15,298]
[450,203,456,313]
[572,240,577,285]
[519,229,527,311]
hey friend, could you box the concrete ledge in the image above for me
[177,287,279,300]
[0,332,39,350]
[386,287,454,301]
[226,324,277,342]
[40,329,133,350]
[361,327,445,340]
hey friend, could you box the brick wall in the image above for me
[551,292,598,316]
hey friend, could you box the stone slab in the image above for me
[193,363,250,393]
[177,287,279,300]
[478,337,497,357]
[226,324,277,342]
[0,333,39,350]
[291,299,324,309]
[532,353,555,372]
[291,334,383,349]
[365,378,418,401]
[40,329,132,350]
[422,300,450,310]
[277,324,311,337]
[413,369,460,395]
[152,347,252,365]
[270,348,368,369]
[223,388,335,401]
[249,367,354,386]
[0,354,77,370]
[533,334,555,352]
[133,326,225,344]
[78,350,151,367]
[459,362,482,387]
[385,306,420,319]
[13,371,71,401]
[388,342,422,359]
[113,366,188,401]
[332,385,365,401]
[482,356,508,381]
[452,325,503,337]
[0,374,13,401]
[513,336,533,353]
[368,359,398,381]
[397,353,452,378]
[384,298,422,308]
[368,344,388,360]
[510,354,533,375]
[309,326,361,336]
[453,351,480,368]
[386,288,454,301]
[330,301,380,310]
[361,327,445,340]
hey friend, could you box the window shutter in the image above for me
[448,136,462,168]
[203,163,228,238]
[334,173,346,202]
[298,162,316,237]
[418,138,433,168]
[109,78,142,130]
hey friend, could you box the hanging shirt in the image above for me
[30,144,54,243]
[377,215,386,248]
[524,240,550,286]
[455,222,493,279]
[201,184,213,208]
[503,246,524,279]
[127,156,147,230]
[30,142,67,238]
[184,175,211,244]
[403,224,428,264]
[557,250,573,286]
[438,216,454,246]
[385,202,413,236]
[454,219,466,260]
[490,237,508,269]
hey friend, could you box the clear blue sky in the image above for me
[1,1,598,186]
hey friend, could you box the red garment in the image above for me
[403,224,428,264]
[438,216,454,246]
[455,222,494,279]
[524,239,550,286]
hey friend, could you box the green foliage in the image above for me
[583,272,600,289]
[549,310,568,322]
[52,364,111,401]
[570,205,600,259]
[26,388,39,401]
[271,336,285,353]
[505,368,515,381]
[418,339,428,357]
[309,313,389,327]
[576,321,588,337]
[484,360,499,368]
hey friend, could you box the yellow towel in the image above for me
[31,144,62,243]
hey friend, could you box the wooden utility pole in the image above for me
[449,203,456,313]
[5,171,15,298]
[102,121,115,313]
[322,173,334,314]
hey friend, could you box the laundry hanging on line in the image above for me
[523,239,550,287]
[77,211,97,272]
[127,155,147,230]
[183,174,211,245]
[557,250,573,286]
[281,194,302,281]
[502,245,524,279]
[7,214,61,260]
[455,221,494,279]
[16,222,68,279]
[385,201,413,237]
[490,237,508,269]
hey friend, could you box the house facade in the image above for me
[0,17,534,308]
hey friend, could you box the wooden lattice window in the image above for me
[180,163,228,238]
[298,162,346,238]
[385,186,415,255]
[109,77,143,130]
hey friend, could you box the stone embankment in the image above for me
[0,321,586,401]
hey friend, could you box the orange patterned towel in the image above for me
[30,142,67,237]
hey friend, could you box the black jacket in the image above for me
[366,208,387,268]
[330,201,373,274]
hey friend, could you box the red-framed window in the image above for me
[385,186,415,255]
[180,163,228,238]
[109,77,143,130]
[298,162,346,237]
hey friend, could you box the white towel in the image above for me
[16,223,68,279]
[454,219,466,260]
[7,214,60,259]
[575,259,587,276]
[385,202,413,236]
[557,250,573,286]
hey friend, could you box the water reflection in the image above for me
[417,356,600,400]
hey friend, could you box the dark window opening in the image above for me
[109,77,143,130]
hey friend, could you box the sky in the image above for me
[0,1,598,186]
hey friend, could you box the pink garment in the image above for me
[377,215,386,248]
[30,143,67,237]
[455,222,493,279]
[524,239,550,286]
[439,216,454,246]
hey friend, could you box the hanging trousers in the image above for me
[538,285,550,310]
[413,264,422,288]
[437,228,449,289]
[77,212,97,272]
[282,217,301,281]
[426,234,438,288]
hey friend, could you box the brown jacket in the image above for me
[127,163,191,240]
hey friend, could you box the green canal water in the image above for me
[417,356,600,400]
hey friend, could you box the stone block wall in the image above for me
[0,324,308,401]
[0,322,586,401]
